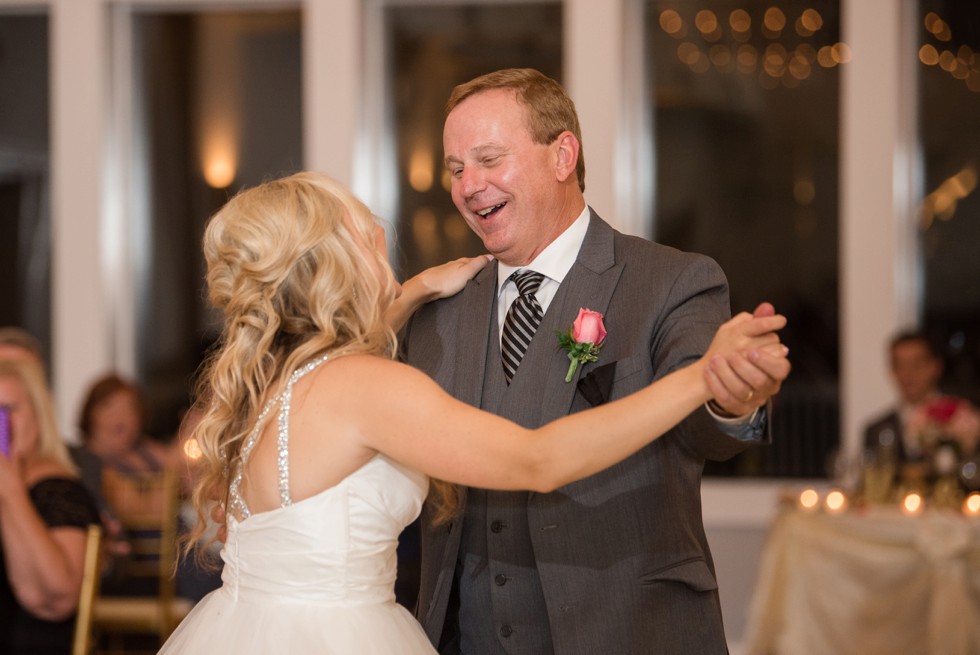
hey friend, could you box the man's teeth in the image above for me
[477,203,505,217]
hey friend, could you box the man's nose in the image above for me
[457,166,486,197]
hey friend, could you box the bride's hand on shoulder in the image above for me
[386,255,493,332]
[406,255,493,301]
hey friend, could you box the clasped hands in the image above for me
[704,302,790,418]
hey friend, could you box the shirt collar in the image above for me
[497,206,591,293]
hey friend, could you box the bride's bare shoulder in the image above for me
[318,353,426,385]
[305,354,441,415]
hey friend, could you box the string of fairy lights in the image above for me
[658,6,980,95]
[916,13,978,228]
[918,11,980,93]
[655,5,977,228]
[656,6,849,89]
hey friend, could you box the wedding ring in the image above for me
[743,390,754,403]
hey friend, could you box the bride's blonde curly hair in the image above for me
[186,172,398,554]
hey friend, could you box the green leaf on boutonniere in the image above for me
[556,329,604,382]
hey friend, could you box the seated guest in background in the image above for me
[77,373,176,594]
[0,327,130,563]
[0,328,102,497]
[0,327,45,371]
[864,330,944,463]
[0,359,100,655]
[77,373,175,519]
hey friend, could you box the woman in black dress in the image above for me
[0,358,99,654]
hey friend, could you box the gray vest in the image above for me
[455,308,554,655]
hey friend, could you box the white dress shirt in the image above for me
[495,206,591,332]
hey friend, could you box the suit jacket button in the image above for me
[494,574,507,586]
[490,520,505,533]
[499,625,513,638]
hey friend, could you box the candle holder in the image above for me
[861,460,895,505]
[931,474,963,510]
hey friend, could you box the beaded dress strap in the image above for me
[228,355,329,520]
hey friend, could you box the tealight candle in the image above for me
[825,489,847,513]
[799,488,820,511]
[963,492,980,517]
[902,492,923,515]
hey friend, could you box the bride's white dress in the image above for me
[160,359,435,654]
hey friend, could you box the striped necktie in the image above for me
[501,270,546,384]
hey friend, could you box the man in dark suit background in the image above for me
[402,69,789,654]
[864,330,944,464]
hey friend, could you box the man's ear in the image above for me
[553,131,580,183]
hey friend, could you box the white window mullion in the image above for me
[565,0,650,237]
[840,0,920,465]
[303,0,361,188]
[51,0,112,433]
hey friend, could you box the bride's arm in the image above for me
[326,312,788,493]
[384,255,493,333]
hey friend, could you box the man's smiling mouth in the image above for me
[477,202,507,218]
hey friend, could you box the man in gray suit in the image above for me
[402,68,788,654]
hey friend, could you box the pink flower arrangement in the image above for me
[907,395,980,458]
[556,308,607,382]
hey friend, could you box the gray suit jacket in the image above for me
[402,211,766,654]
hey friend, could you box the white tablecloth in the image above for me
[743,506,980,655]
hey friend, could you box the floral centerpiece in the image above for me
[907,396,980,476]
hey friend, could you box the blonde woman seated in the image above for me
[161,172,789,654]
[0,359,100,654]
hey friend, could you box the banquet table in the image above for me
[742,503,980,655]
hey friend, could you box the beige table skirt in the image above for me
[743,506,980,655]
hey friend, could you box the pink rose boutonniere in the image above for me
[556,308,607,382]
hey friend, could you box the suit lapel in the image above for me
[526,211,624,424]
[453,260,497,408]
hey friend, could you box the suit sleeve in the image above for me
[651,253,770,460]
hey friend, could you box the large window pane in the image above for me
[0,14,50,365]
[646,1,842,477]
[131,10,302,436]
[917,0,980,405]
[385,3,562,278]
